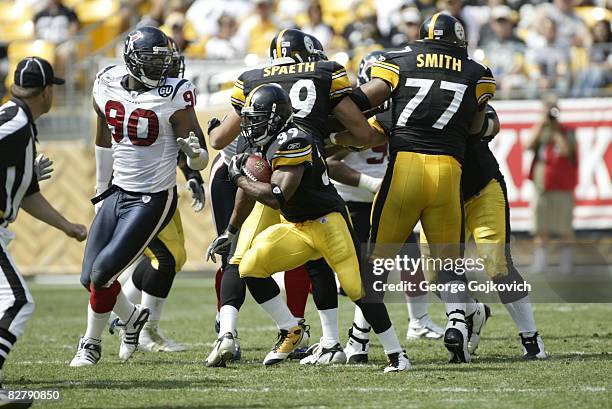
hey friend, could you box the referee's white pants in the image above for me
[0,228,35,356]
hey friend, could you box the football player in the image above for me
[336,14,494,363]
[205,29,391,367]
[225,84,409,372]
[70,26,208,366]
[460,105,547,359]
[327,51,444,364]
[107,41,204,353]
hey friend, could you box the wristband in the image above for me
[358,174,383,194]
[95,145,113,191]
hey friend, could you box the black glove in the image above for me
[228,153,249,185]
[186,178,206,212]
[207,117,221,135]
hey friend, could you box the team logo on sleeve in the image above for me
[158,85,174,97]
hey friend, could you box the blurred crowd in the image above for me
[3,0,612,98]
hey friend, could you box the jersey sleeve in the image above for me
[271,135,313,170]
[92,65,113,112]
[475,66,496,106]
[230,73,247,113]
[329,62,352,105]
[371,56,401,92]
[170,79,197,111]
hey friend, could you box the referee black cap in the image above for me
[14,57,65,88]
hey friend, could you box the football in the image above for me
[243,154,272,183]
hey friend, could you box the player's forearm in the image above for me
[326,158,360,187]
[235,177,280,209]
[21,192,72,234]
[209,110,241,150]
[228,188,257,229]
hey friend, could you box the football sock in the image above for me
[284,265,310,319]
[218,305,239,337]
[318,308,340,347]
[84,304,110,341]
[406,294,428,321]
[142,291,166,322]
[113,290,136,324]
[122,276,142,304]
[375,326,402,355]
[215,267,223,311]
[352,305,371,338]
[260,294,298,331]
[0,329,16,370]
[504,296,537,335]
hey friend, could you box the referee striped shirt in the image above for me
[0,97,40,228]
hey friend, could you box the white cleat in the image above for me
[444,310,471,363]
[407,316,444,340]
[118,305,150,361]
[69,337,101,367]
[467,302,491,354]
[300,340,346,365]
[521,332,548,360]
[383,351,411,373]
[344,325,370,364]
[206,332,236,367]
[139,321,186,352]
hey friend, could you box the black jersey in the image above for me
[231,61,351,142]
[370,41,496,161]
[461,138,503,200]
[261,123,345,222]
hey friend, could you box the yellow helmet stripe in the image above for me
[428,13,440,39]
[244,83,268,107]
[276,29,288,58]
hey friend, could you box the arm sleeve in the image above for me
[271,136,313,171]
[25,174,40,197]
[230,74,247,113]
[371,57,401,92]
[475,67,496,106]
[329,62,352,107]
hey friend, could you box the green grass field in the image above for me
[5,277,612,409]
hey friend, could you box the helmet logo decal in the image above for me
[434,29,444,36]
[304,36,314,53]
[126,30,143,52]
[454,22,465,41]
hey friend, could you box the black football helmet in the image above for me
[241,83,293,147]
[419,13,467,48]
[123,26,173,88]
[167,37,185,78]
[357,49,385,86]
[269,29,327,63]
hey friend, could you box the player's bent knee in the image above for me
[239,247,271,279]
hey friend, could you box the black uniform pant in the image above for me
[81,186,177,291]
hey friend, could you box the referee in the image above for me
[0,57,87,401]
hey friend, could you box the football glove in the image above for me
[228,153,249,185]
[207,117,221,135]
[186,178,206,212]
[34,153,54,181]
[206,226,238,263]
[177,131,203,159]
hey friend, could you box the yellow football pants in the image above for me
[144,208,187,272]
[230,202,281,265]
[371,151,463,264]
[239,211,365,301]
[464,178,511,279]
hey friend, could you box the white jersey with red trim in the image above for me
[331,145,388,203]
[93,64,197,193]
